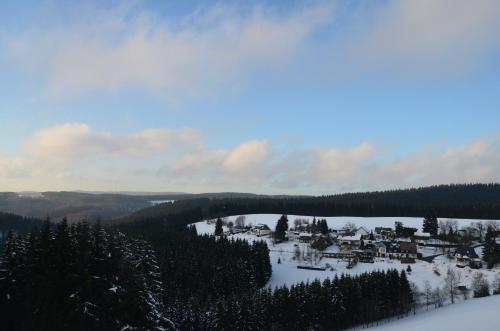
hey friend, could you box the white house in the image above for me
[252,224,271,237]
[356,227,370,237]
[338,234,362,248]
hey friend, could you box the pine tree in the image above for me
[214,218,223,236]
[422,215,438,236]
[483,226,499,268]
[395,221,403,237]
[274,215,289,242]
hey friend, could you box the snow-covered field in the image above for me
[365,295,500,331]
[197,214,491,234]
[194,214,500,290]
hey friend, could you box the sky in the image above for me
[0,0,500,194]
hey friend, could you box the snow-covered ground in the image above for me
[194,214,500,291]
[194,215,500,330]
[198,214,492,233]
[364,295,500,331]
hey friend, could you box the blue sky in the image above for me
[1,0,499,193]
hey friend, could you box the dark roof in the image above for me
[375,227,393,234]
[400,242,417,254]
[454,246,479,259]
[382,241,417,254]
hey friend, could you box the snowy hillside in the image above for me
[195,214,487,234]
[366,295,500,331]
[194,214,500,290]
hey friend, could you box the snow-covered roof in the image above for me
[340,234,361,241]
[254,224,271,230]
[414,231,431,237]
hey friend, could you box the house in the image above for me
[375,227,392,235]
[454,246,479,259]
[400,227,418,238]
[356,227,370,237]
[375,227,394,239]
[381,241,418,259]
[252,224,271,237]
[375,242,387,257]
[299,232,314,243]
[352,249,375,263]
[454,246,479,268]
[399,242,418,258]
[230,227,248,235]
[337,234,361,249]
[414,231,431,240]
[414,231,431,245]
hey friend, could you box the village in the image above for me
[198,214,500,293]
[214,215,490,269]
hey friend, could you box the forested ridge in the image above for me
[119,184,500,226]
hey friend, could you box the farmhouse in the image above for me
[382,242,418,259]
[375,227,394,238]
[337,234,361,249]
[299,232,314,243]
[453,245,481,268]
[356,227,370,237]
[414,231,431,245]
[252,224,271,237]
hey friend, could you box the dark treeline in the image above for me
[161,226,272,302]
[0,220,173,330]
[119,184,500,228]
[0,212,41,252]
[207,184,500,220]
[168,270,413,330]
[118,220,272,304]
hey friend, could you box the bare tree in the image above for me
[293,218,303,229]
[409,282,420,315]
[485,220,499,231]
[473,272,490,297]
[235,215,246,228]
[444,266,461,304]
[423,280,432,311]
[343,222,357,233]
[432,286,445,308]
[471,221,484,241]
[294,245,301,262]
[492,273,500,294]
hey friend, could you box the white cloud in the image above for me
[345,0,500,77]
[0,153,29,178]
[222,139,269,174]
[3,0,500,100]
[310,142,377,182]
[23,123,202,162]
[4,2,333,99]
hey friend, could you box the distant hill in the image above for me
[0,191,297,222]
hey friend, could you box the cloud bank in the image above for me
[2,123,499,193]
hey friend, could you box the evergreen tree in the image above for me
[422,215,438,236]
[274,215,289,242]
[214,218,223,236]
[319,219,329,235]
[483,226,500,268]
[395,221,403,237]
